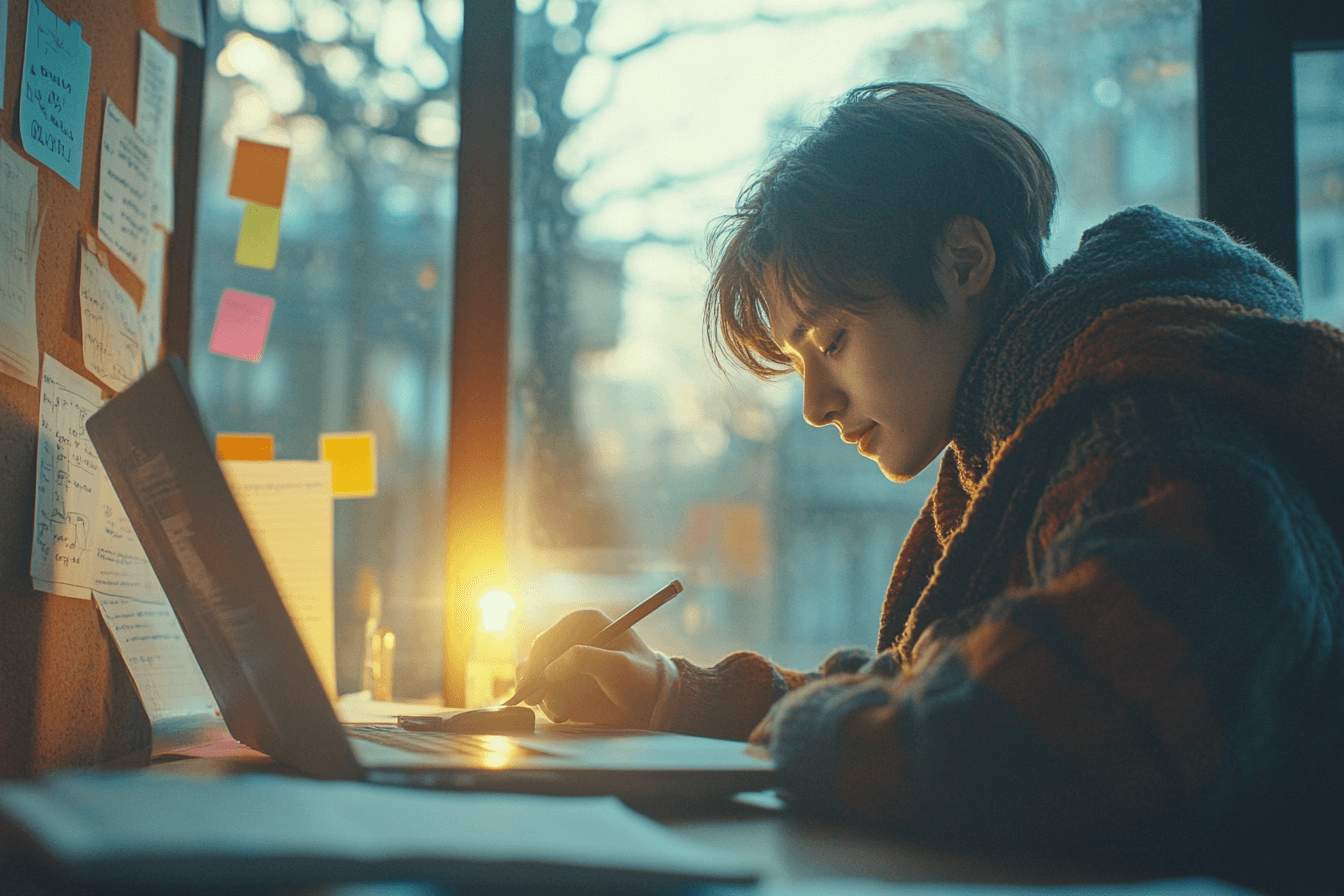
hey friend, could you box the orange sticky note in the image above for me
[216,433,275,461]
[228,139,290,208]
[235,202,282,269]
[320,432,377,498]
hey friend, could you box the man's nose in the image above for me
[801,369,844,428]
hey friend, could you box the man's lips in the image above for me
[843,424,877,456]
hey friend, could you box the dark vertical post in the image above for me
[443,1,514,707]
[1198,0,1299,278]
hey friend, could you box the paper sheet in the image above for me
[235,201,281,269]
[31,355,104,598]
[221,460,336,698]
[1,1,9,110]
[139,229,166,367]
[91,469,224,755]
[228,139,290,207]
[97,99,154,283]
[0,775,759,887]
[80,246,145,392]
[208,288,274,362]
[154,0,205,47]
[20,0,92,189]
[320,432,378,497]
[0,139,42,387]
[136,31,177,233]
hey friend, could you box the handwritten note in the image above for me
[20,0,92,189]
[93,469,224,755]
[136,31,177,232]
[1,1,9,110]
[0,140,42,388]
[222,460,336,698]
[139,229,167,368]
[80,246,145,392]
[31,355,103,598]
[98,100,154,283]
[208,288,274,362]
[155,0,205,47]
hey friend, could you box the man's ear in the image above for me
[933,217,996,309]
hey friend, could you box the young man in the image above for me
[519,83,1344,879]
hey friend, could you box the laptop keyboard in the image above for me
[346,724,552,758]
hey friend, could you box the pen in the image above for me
[502,579,684,707]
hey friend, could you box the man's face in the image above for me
[767,289,984,482]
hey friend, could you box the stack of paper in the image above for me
[0,772,759,891]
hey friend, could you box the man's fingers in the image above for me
[543,644,623,683]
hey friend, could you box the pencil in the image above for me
[502,579,684,707]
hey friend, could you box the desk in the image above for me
[0,753,1175,896]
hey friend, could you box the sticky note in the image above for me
[79,246,146,392]
[320,433,378,498]
[216,433,275,461]
[228,139,290,208]
[208,289,275,363]
[235,202,282,269]
[137,31,178,232]
[20,0,93,189]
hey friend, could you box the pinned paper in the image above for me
[80,246,146,392]
[228,139,290,208]
[320,433,378,497]
[208,289,274,363]
[20,0,92,189]
[139,229,167,366]
[216,433,275,461]
[98,99,154,283]
[1,140,42,387]
[235,202,281,269]
[31,355,104,598]
[92,468,224,755]
[1,2,8,109]
[136,31,178,232]
[155,0,205,47]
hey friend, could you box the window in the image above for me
[1296,49,1344,321]
[191,0,462,698]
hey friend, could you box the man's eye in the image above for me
[823,330,846,357]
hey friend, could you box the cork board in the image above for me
[0,0,204,776]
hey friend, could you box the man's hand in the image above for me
[516,609,667,727]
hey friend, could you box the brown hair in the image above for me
[705,82,1057,378]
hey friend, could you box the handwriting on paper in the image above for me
[136,31,177,233]
[98,100,154,283]
[0,140,42,387]
[80,247,145,392]
[20,0,92,189]
[31,355,104,598]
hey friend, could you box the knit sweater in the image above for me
[653,206,1344,874]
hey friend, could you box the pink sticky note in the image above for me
[209,289,275,362]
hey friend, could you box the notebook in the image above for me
[84,357,774,802]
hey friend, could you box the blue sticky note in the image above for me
[20,0,92,189]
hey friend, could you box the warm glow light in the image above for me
[478,590,515,632]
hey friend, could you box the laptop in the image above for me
[85,358,774,803]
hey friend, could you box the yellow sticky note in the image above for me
[235,202,282,269]
[320,432,377,498]
[216,433,275,461]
